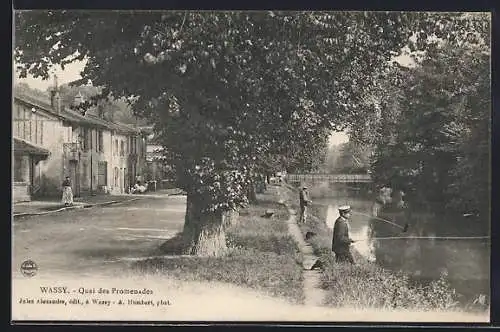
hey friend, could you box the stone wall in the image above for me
[13,183,30,203]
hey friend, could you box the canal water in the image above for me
[308,183,490,305]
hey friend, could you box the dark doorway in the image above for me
[69,160,80,197]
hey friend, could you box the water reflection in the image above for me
[313,187,490,303]
[325,204,337,229]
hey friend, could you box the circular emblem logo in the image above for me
[20,260,38,277]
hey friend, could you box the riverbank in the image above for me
[280,183,489,314]
[133,186,305,304]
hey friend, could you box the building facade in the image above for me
[12,84,147,202]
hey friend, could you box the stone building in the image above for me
[12,78,148,202]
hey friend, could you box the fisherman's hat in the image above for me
[338,205,351,213]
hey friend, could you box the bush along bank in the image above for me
[280,183,463,311]
[133,187,305,305]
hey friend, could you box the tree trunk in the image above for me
[224,208,240,228]
[182,194,239,257]
[182,194,226,257]
[247,180,258,204]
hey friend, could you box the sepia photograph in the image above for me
[11,10,491,323]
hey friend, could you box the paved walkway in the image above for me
[13,195,140,217]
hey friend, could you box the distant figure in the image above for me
[299,185,311,223]
[276,171,283,184]
[391,190,407,209]
[61,176,73,206]
[372,186,392,217]
[388,189,409,231]
[256,174,267,193]
[374,187,409,235]
[262,209,275,218]
[131,181,147,194]
[332,205,355,264]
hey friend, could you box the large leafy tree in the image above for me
[361,36,490,233]
[15,10,488,256]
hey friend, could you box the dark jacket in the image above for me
[332,216,353,253]
[62,179,71,187]
[299,189,310,207]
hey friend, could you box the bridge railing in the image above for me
[286,173,372,183]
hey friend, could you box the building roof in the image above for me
[14,93,66,121]
[13,137,50,156]
[14,92,141,136]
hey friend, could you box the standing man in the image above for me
[332,205,355,264]
[299,185,311,223]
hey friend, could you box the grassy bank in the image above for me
[133,187,305,304]
[280,183,468,311]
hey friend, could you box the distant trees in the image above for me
[323,142,372,174]
[14,82,51,101]
[57,84,100,108]
[56,83,149,125]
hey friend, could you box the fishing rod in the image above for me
[351,210,407,231]
[333,201,489,242]
[352,235,490,243]
[335,197,407,230]
[349,210,489,241]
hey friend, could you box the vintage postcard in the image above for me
[11,10,491,323]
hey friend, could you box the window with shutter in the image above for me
[98,131,104,152]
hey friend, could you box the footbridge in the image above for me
[286,173,372,185]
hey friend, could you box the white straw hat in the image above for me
[338,205,351,213]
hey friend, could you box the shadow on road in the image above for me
[157,232,184,255]
[68,231,187,267]
[70,237,160,262]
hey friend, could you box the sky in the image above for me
[328,131,349,146]
[14,60,87,91]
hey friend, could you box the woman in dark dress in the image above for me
[61,176,73,206]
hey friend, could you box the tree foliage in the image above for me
[14,10,419,210]
[363,42,490,232]
[14,82,51,101]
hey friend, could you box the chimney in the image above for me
[50,75,61,114]
[97,104,105,119]
[73,91,84,107]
